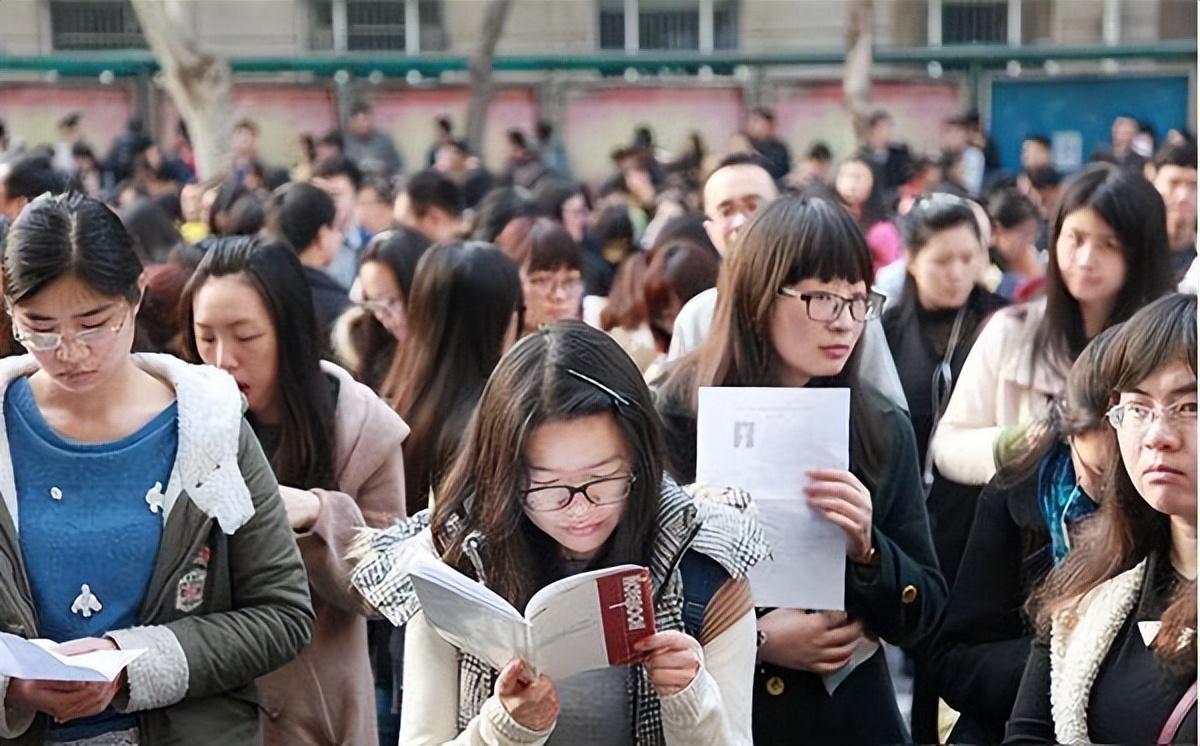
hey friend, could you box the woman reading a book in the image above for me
[654,195,946,745]
[352,320,768,745]
[0,194,314,744]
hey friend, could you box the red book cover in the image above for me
[596,567,655,666]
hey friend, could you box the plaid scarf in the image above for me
[351,476,767,744]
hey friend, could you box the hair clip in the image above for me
[566,368,634,408]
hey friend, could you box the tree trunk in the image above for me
[843,0,874,140]
[131,0,234,180]
[465,0,514,161]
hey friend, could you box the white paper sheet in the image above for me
[820,638,881,694]
[0,633,145,682]
[696,386,851,610]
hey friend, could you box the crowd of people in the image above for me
[0,98,1194,746]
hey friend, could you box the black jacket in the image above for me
[656,381,947,744]
[925,470,1052,743]
[303,266,351,354]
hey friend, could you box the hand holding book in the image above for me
[497,658,559,733]
[634,631,703,696]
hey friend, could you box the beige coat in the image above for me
[259,362,409,746]
[930,299,1066,486]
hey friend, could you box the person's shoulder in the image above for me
[678,287,718,319]
[321,360,410,443]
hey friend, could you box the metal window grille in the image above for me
[597,1,738,51]
[311,0,445,52]
[417,0,447,51]
[942,0,1007,44]
[50,0,146,51]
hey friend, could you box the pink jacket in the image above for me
[259,362,409,746]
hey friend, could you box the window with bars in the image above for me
[941,0,1007,44]
[598,0,738,52]
[50,0,146,51]
[310,0,446,52]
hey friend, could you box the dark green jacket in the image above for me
[0,354,314,745]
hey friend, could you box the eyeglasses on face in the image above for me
[1106,400,1198,433]
[12,308,130,353]
[525,272,584,296]
[776,287,886,323]
[359,297,403,318]
[521,473,637,512]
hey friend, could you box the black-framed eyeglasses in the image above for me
[777,288,886,323]
[521,473,637,512]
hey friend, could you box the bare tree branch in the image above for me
[131,0,234,180]
[465,0,514,160]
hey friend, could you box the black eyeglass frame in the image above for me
[520,473,638,512]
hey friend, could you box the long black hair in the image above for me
[1031,164,1172,373]
[433,320,665,611]
[4,192,142,305]
[179,236,337,489]
[384,242,523,514]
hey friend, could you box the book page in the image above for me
[407,559,530,671]
[697,386,850,610]
[0,633,144,682]
[525,565,653,680]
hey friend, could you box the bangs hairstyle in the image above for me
[698,195,872,390]
[179,236,337,490]
[1029,293,1197,673]
[432,320,665,611]
[1033,164,1173,371]
[4,192,142,305]
[518,218,584,274]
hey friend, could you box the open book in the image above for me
[0,632,145,682]
[408,558,656,681]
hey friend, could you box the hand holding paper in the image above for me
[0,632,144,683]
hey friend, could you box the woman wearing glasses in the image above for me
[513,219,586,335]
[353,320,766,744]
[1007,292,1197,744]
[655,196,945,745]
[332,227,432,392]
[931,164,1174,489]
[180,237,408,746]
[926,326,1119,744]
[0,194,313,744]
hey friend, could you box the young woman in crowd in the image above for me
[382,241,523,514]
[515,219,587,335]
[0,194,313,743]
[1006,292,1197,744]
[353,320,767,744]
[331,227,432,391]
[181,237,408,746]
[831,156,903,276]
[655,196,945,744]
[597,253,658,372]
[642,236,721,358]
[927,326,1120,743]
[986,188,1045,302]
[931,164,1174,487]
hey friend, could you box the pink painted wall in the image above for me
[774,80,962,162]
[367,87,538,173]
[562,86,745,182]
[158,84,339,171]
[0,83,136,155]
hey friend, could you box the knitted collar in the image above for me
[0,353,254,535]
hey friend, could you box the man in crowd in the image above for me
[344,101,403,179]
[399,169,464,245]
[747,107,792,183]
[1146,139,1198,281]
[354,176,398,239]
[1091,114,1146,171]
[312,156,370,288]
[857,109,912,196]
[433,138,493,209]
[0,154,63,221]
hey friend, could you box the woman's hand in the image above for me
[6,637,125,722]
[636,631,703,696]
[278,486,321,532]
[757,609,865,674]
[496,658,558,732]
[805,469,874,562]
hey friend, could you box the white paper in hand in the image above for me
[696,387,851,610]
[0,632,145,682]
